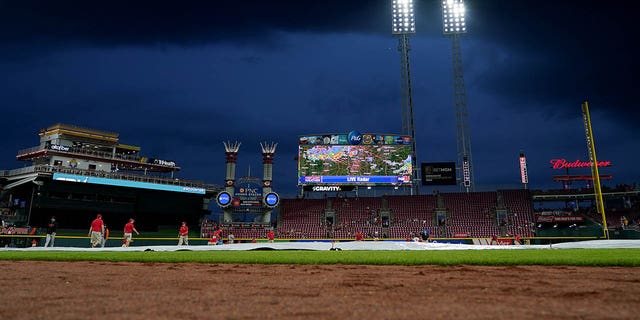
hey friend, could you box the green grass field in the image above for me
[2,249,640,266]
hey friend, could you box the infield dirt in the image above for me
[1,261,638,319]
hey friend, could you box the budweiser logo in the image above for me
[550,159,611,170]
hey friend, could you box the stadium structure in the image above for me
[213,0,640,244]
[1,125,639,246]
[0,124,222,233]
[204,141,281,237]
[2,1,639,247]
[204,129,639,244]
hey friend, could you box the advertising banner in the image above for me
[421,162,456,185]
[53,173,205,194]
[535,215,584,223]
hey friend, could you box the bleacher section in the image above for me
[443,192,499,238]
[386,195,438,239]
[501,189,535,237]
[277,199,326,239]
[331,197,383,239]
[221,190,537,240]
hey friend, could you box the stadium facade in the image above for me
[0,124,222,230]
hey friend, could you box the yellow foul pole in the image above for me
[581,101,609,239]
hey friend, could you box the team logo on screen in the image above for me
[348,130,362,145]
[362,134,373,145]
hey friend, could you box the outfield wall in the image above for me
[0,234,607,248]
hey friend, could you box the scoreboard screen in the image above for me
[298,144,412,185]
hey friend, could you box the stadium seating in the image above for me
[385,195,437,238]
[500,189,535,237]
[222,190,537,240]
[277,198,327,239]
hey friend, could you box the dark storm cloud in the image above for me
[4,0,634,122]
[0,0,390,54]
[1,0,637,192]
[467,1,638,124]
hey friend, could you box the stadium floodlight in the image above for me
[392,0,415,34]
[443,0,473,191]
[442,0,466,35]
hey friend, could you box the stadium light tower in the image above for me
[442,0,475,192]
[392,0,419,195]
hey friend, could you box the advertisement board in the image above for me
[234,186,263,207]
[53,173,205,194]
[520,153,529,184]
[298,132,410,146]
[421,162,456,185]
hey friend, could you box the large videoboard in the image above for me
[298,132,412,186]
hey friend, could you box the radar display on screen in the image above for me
[298,144,412,185]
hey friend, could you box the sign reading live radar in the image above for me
[216,191,232,207]
[421,162,456,185]
[297,131,412,186]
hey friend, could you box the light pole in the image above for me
[392,0,419,195]
[442,0,474,192]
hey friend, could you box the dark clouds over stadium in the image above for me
[1,0,638,196]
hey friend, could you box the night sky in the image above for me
[1,1,638,197]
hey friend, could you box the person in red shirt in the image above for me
[208,227,222,245]
[514,234,522,245]
[88,214,105,248]
[123,218,139,247]
[267,230,275,243]
[214,227,223,245]
[177,221,189,246]
[355,231,364,241]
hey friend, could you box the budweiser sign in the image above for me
[550,159,611,170]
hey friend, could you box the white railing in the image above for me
[15,145,179,170]
[0,166,37,177]
[16,145,43,156]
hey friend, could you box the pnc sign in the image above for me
[550,158,611,170]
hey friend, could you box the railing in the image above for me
[15,145,179,170]
[532,190,640,200]
[16,145,43,156]
[0,166,37,177]
[18,145,132,161]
